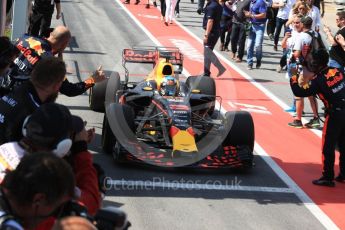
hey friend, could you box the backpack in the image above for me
[302,31,328,73]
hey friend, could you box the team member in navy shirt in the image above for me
[202,0,226,77]
[244,0,267,69]
[290,50,345,187]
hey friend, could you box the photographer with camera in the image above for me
[0,103,101,216]
[0,152,130,229]
[52,216,97,230]
[1,26,106,97]
[0,152,76,229]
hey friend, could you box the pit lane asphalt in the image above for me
[54,0,327,229]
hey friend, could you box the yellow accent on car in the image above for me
[145,58,176,90]
[172,130,198,153]
[191,89,200,94]
[143,86,153,91]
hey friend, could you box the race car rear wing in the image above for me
[122,46,184,83]
[122,47,156,64]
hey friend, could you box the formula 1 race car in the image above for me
[89,47,254,169]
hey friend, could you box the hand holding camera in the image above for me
[74,121,95,144]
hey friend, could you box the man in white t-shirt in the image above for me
[282,14,303,67]
[288,16,320,128]
[281,14,302,111]
[272,0,295,50]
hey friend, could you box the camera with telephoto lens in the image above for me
[0,199,131,230]
[57,200,131,230]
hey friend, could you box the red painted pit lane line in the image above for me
[119,2,344,228]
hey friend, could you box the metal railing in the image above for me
[0,0,30,39]
[11,0,30,40]
[0,0,6,36]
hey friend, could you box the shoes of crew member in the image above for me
[153,1,157,7]
[335,174,345,182]
[197,8,202,14]
[288,119,303,128]
[134,0,140,4]
[216,66,226,78]
[304,117,320,128]
[124,0,130,3]
[145,3,150,8]
[312,176,335,187]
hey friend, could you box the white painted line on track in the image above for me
[107,179,294,193]
[111,0,336,229]
[255,142,339,230]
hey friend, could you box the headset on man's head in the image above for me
[22,115,73,158]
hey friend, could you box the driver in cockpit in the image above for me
[159,75,179,96]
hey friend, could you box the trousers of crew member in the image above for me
[321,106,345,180]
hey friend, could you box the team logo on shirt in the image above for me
[291,75,297,84]
[326,71,344,88]
[325,68,337,80]
[16,40,40,65]
[26,37,45,55]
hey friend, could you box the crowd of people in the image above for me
[135,0,345,187]
[200,0,345,187]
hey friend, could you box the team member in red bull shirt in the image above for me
[290,49,345,187]
[0,57,66,144]
[1,26,105,97]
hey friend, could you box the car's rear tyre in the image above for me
[186,75,216,96]
[89,72,121,113]
[223,111,255,168]
[186,76,216,115]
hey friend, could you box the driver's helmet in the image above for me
[160,75,178,96]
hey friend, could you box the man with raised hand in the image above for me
[2,26,106,97]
